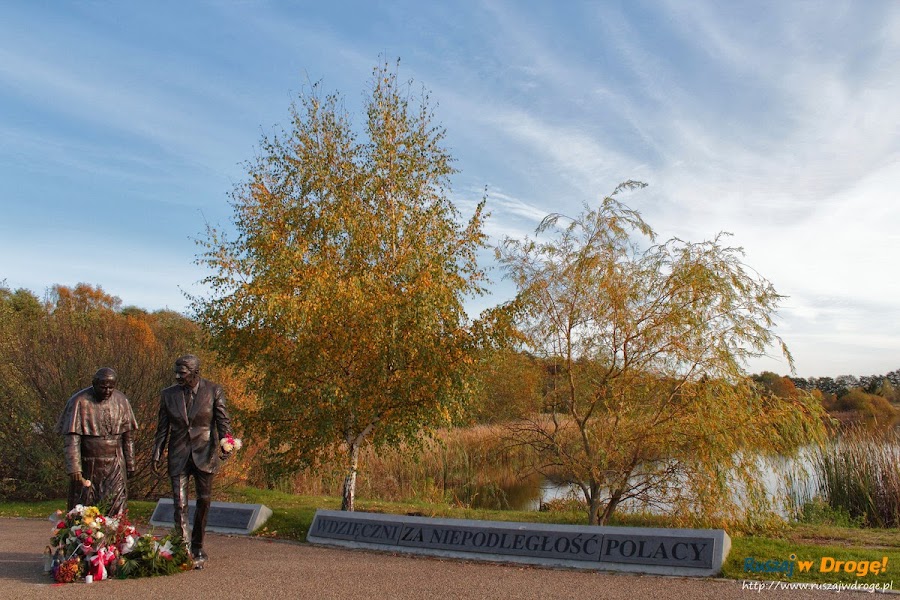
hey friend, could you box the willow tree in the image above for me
[193,62,487,510]
[497,181,826,526]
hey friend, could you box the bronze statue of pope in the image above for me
[55,367,138,516]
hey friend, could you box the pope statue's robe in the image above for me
[55,388,138,515]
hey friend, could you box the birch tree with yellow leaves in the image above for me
[193,62,488,510]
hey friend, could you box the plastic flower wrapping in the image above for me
[46,506,192,583]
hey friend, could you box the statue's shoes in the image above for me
[193,556,207,570]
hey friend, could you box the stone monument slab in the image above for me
[150,499,272,535]
[307,509,730,576]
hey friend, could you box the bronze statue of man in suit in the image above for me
[152,355,232,568]
[56,367,137,515]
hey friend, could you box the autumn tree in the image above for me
[497,182,827,525]
[193,61,488,510]
[469,350,543,423]
[866,378,898,403]
[0,283,159,498]
[752,371,800,400]
[830,389,899,429]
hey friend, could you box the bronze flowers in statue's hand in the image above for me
[218,434,242,461]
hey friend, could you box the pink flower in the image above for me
[220,434,243,453]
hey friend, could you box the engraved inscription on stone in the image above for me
[600,534,713,569]
[308,510,731,576]
[396,523,602,562]
[154,503,254,529]
[210,506,255,529]
[312,517,403,545]
[150,499,271,534]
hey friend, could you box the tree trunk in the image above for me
[341,442,361,511]
[588,497,602,525]
[598,488,624,526]
[586,482,602,525]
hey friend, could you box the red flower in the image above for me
[85,536,94,545]
[56,521,65,529]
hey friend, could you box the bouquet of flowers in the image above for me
[116,533,192,578]
[48,505,113,582]
[46,506,192,583]
[110,513,140,554]
[219,433,242,458]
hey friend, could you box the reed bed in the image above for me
[788,427,900,528]
[277,425,536,508]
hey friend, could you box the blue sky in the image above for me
[1,1,898,378]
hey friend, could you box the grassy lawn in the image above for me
[8,488,898,587]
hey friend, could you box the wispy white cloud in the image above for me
[442,1,900,376]
[2,1,898,376]
[0,125,167,182]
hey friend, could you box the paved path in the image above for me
[0,518,892,599]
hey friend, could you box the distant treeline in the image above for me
[789,372,900,397]
[751,371,899,429]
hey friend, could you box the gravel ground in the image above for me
[1,518,893,599]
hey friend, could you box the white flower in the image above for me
[220,437,243,452]
[154,540,174,558]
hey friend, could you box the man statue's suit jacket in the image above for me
[152,378,232,476]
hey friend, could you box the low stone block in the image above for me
[307,510,730,576]
[149,499,272,535]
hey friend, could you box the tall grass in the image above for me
[274,425,536,509]
[789,427,900,528]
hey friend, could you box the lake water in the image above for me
[464,451,818,515]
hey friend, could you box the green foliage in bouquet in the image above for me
[116,533,192,578]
